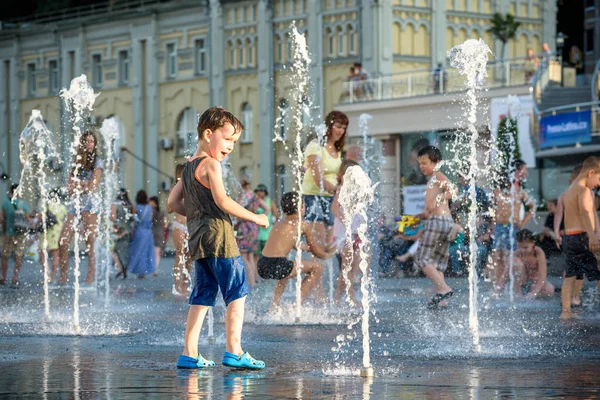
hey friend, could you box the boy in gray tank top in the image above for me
[168,107,269,370]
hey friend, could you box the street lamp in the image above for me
[556,32,568,86]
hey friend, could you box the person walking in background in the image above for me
[170,164,193,296]
[149,195,168,276]
[235,179,267,287]
[1,184,32,287]
[128,190,156,279]
[39,188,67,283]
[254,184,279,258]
[112,188,134,279]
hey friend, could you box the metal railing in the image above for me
[339,55,547,104]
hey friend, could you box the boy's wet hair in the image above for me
[281,191,300,215]
[514,159,526,171]
[581,156,600,174]
[197,106,244,140]
[417,146,442,163]
[570,164,583,182]
[516,229,535,243]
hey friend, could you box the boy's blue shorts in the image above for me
[190,256,251,306]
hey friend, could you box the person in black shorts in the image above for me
[257,192,336,312]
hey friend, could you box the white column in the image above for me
[360,0,393,76]
[131,39,145,191]
[542,0,557,52]
[209,0,225,106]
[432,0,448,66]
[307,0,323,120]
[257,0,275,194]
[9,42,21,182]
[0,59,9,195]
[145,16,159,194]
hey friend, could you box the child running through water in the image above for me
[415,146,458,308]
[257,192,335,311]
[168,107,268,369]
[559,156,600,319]
[332,159,366,306]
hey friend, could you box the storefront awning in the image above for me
[535,143,600,158]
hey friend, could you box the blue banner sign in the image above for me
[539,110,592,149]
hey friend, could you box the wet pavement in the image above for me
[1,256,600,398]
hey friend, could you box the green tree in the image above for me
[488,13,521,61]
[495,115,521,187]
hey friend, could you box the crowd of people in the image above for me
[1,104,600,369]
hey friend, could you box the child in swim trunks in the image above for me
[257,192,335,311]
[559,156,600,319]
[168,107,269,370]
[415,146,458,308]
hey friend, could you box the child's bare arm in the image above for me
[578,189,599,252]
[304,225,335,259]
[331,187,343,219]
[519,191,536,228]
[167,180,186,215]
[205,159,269,228]
[527,248,547,299]
[554,194,564,245]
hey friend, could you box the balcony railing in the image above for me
[339,55,551,104]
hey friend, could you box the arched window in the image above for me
[326,27,334,57]
[228,40,236,69]
[276,35,283,63]
[277,98,289,141]
[286,34,293,63]
[337,26,345,56]
[241,103,253,143]
[247,38,254,66]
[177,108,199,157]
[348,25,356,55]
[237,39,245,68]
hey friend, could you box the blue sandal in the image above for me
[176,354,216,369]
[222,351,265,370]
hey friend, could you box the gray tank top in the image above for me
[182,156,240,260]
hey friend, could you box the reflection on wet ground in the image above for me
[1,258,599,398]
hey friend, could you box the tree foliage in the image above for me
[495,115,521,187]
[488,13,521,60]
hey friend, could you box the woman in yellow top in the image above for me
[302,110,348,246]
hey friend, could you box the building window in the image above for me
[238,39,245,68]
[348,26,356,55]
[48,60,59,93]
[338,28,345,56]
[229,41,236,69]
[278,98,289,140]
[584,0,595,9]
[247,39,254,66]
[301,96,311,128]
[177,108,199,157]
[240,166,252,181]
[195,38,207,74]
[326,28,334,57]
[276,36,283,63]
[92,54,103,87]
[118,50,129,85]
[287,35,293,63]
[27,63,36,96]
[241,103,253,143]
[166,43,177,78]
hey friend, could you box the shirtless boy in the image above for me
[492,160,535,294]
[512,229,554,299]
[415,146,457,308]
[257,192,336,311]
[559,156,600,319]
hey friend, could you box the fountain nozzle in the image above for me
[360,367,374,378]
